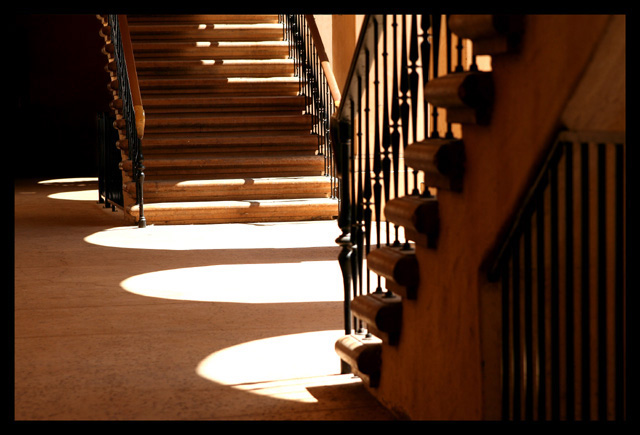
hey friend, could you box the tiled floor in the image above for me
[13,177,395,421]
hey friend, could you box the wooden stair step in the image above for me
[139,77,300,96]
[122,155,326,178]
[404,138,466,192]
[125,176,333,202]
[129,197,338,225]
[143,113,312,133]
[350,293,403,345]
[141,95,306,115]
[385,195,440,249]
[127,15,281,25]
[335,334,382,388]
[131,41,290,59]
[138,133,318,152]
[129,23,285,41]
[367,246,419,300]
[135,59,295,78]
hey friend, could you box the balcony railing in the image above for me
[488,130,626,421]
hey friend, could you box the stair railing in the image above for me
[105,14,147,228]
[330,15,474,337]
[281,14,341,198]
[487,130,626,421]
[97,111,123,210]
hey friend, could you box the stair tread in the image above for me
[109,14,335,225]
[127,15,281,24]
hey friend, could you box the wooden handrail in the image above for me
[117,15,145,139]
[304,15,342,107]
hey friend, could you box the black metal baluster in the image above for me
[390,15,402,247]
[597,143,607,421]
[421,15,431,139]
[550,156,560,420]
[382,15,392,246]
[372,18,383,295]
[399,16,411,248]
[408,14,420,195]
[580,142,591,421]
[614,142,624,421]
[363,49,373,296]
[444,16,455,139]
[512,236,522,421]
[536,181,547,421]
[501,260,511,420]
[524,222,534,420]
[430,15,442,141]
[564,142,576,421]
[355,75,364,305]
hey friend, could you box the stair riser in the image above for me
[136,64,295,78]
[132,44,290,60]
[144,118,312,135]
[127,15,281,25]
[131,207,338,225]
[139,85,301,97]
[130,29,284,42]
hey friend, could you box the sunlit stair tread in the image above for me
[129,197,338,224]
[135,59,295,78]
[128,155,325,169]
[143,113,313,132]
[128,23,284,41]
[131,40,290,59]
[141,94,306,114]
[125,176,333,202]
[126,15,281,24]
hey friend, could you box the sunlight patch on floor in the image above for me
[47,189,99,201]
[84,220,340,251]
[196,330,357,403]
[120,261,344,303]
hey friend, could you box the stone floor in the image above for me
[13,177,395,421]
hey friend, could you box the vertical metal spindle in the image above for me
[614,142,624,421]
[597,143,607,421]
[565,141,576,420]
[430,15,442,140]
[421,15,431,139]
[444,16,455,139]
[354,76,364,333]
[536,184,547,421]
[363,50,373,296]
[501,261,511,420]
[399,16,411,249]
[390,15,402,247]
[372,19,383,293]
[408,15,420,195]
[550,157,560,420]
[524,222,534,420]
[382,15,392,246]
[580,142,591,421]
[512,236,522,421]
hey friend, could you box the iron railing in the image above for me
[97,112,123,210]
[331,15,475,335]
[488,130,626,421]
[105,14,146,228]
[281,14,340,198]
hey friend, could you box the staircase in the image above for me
[333,14,520,388]
[100,14,338,225]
